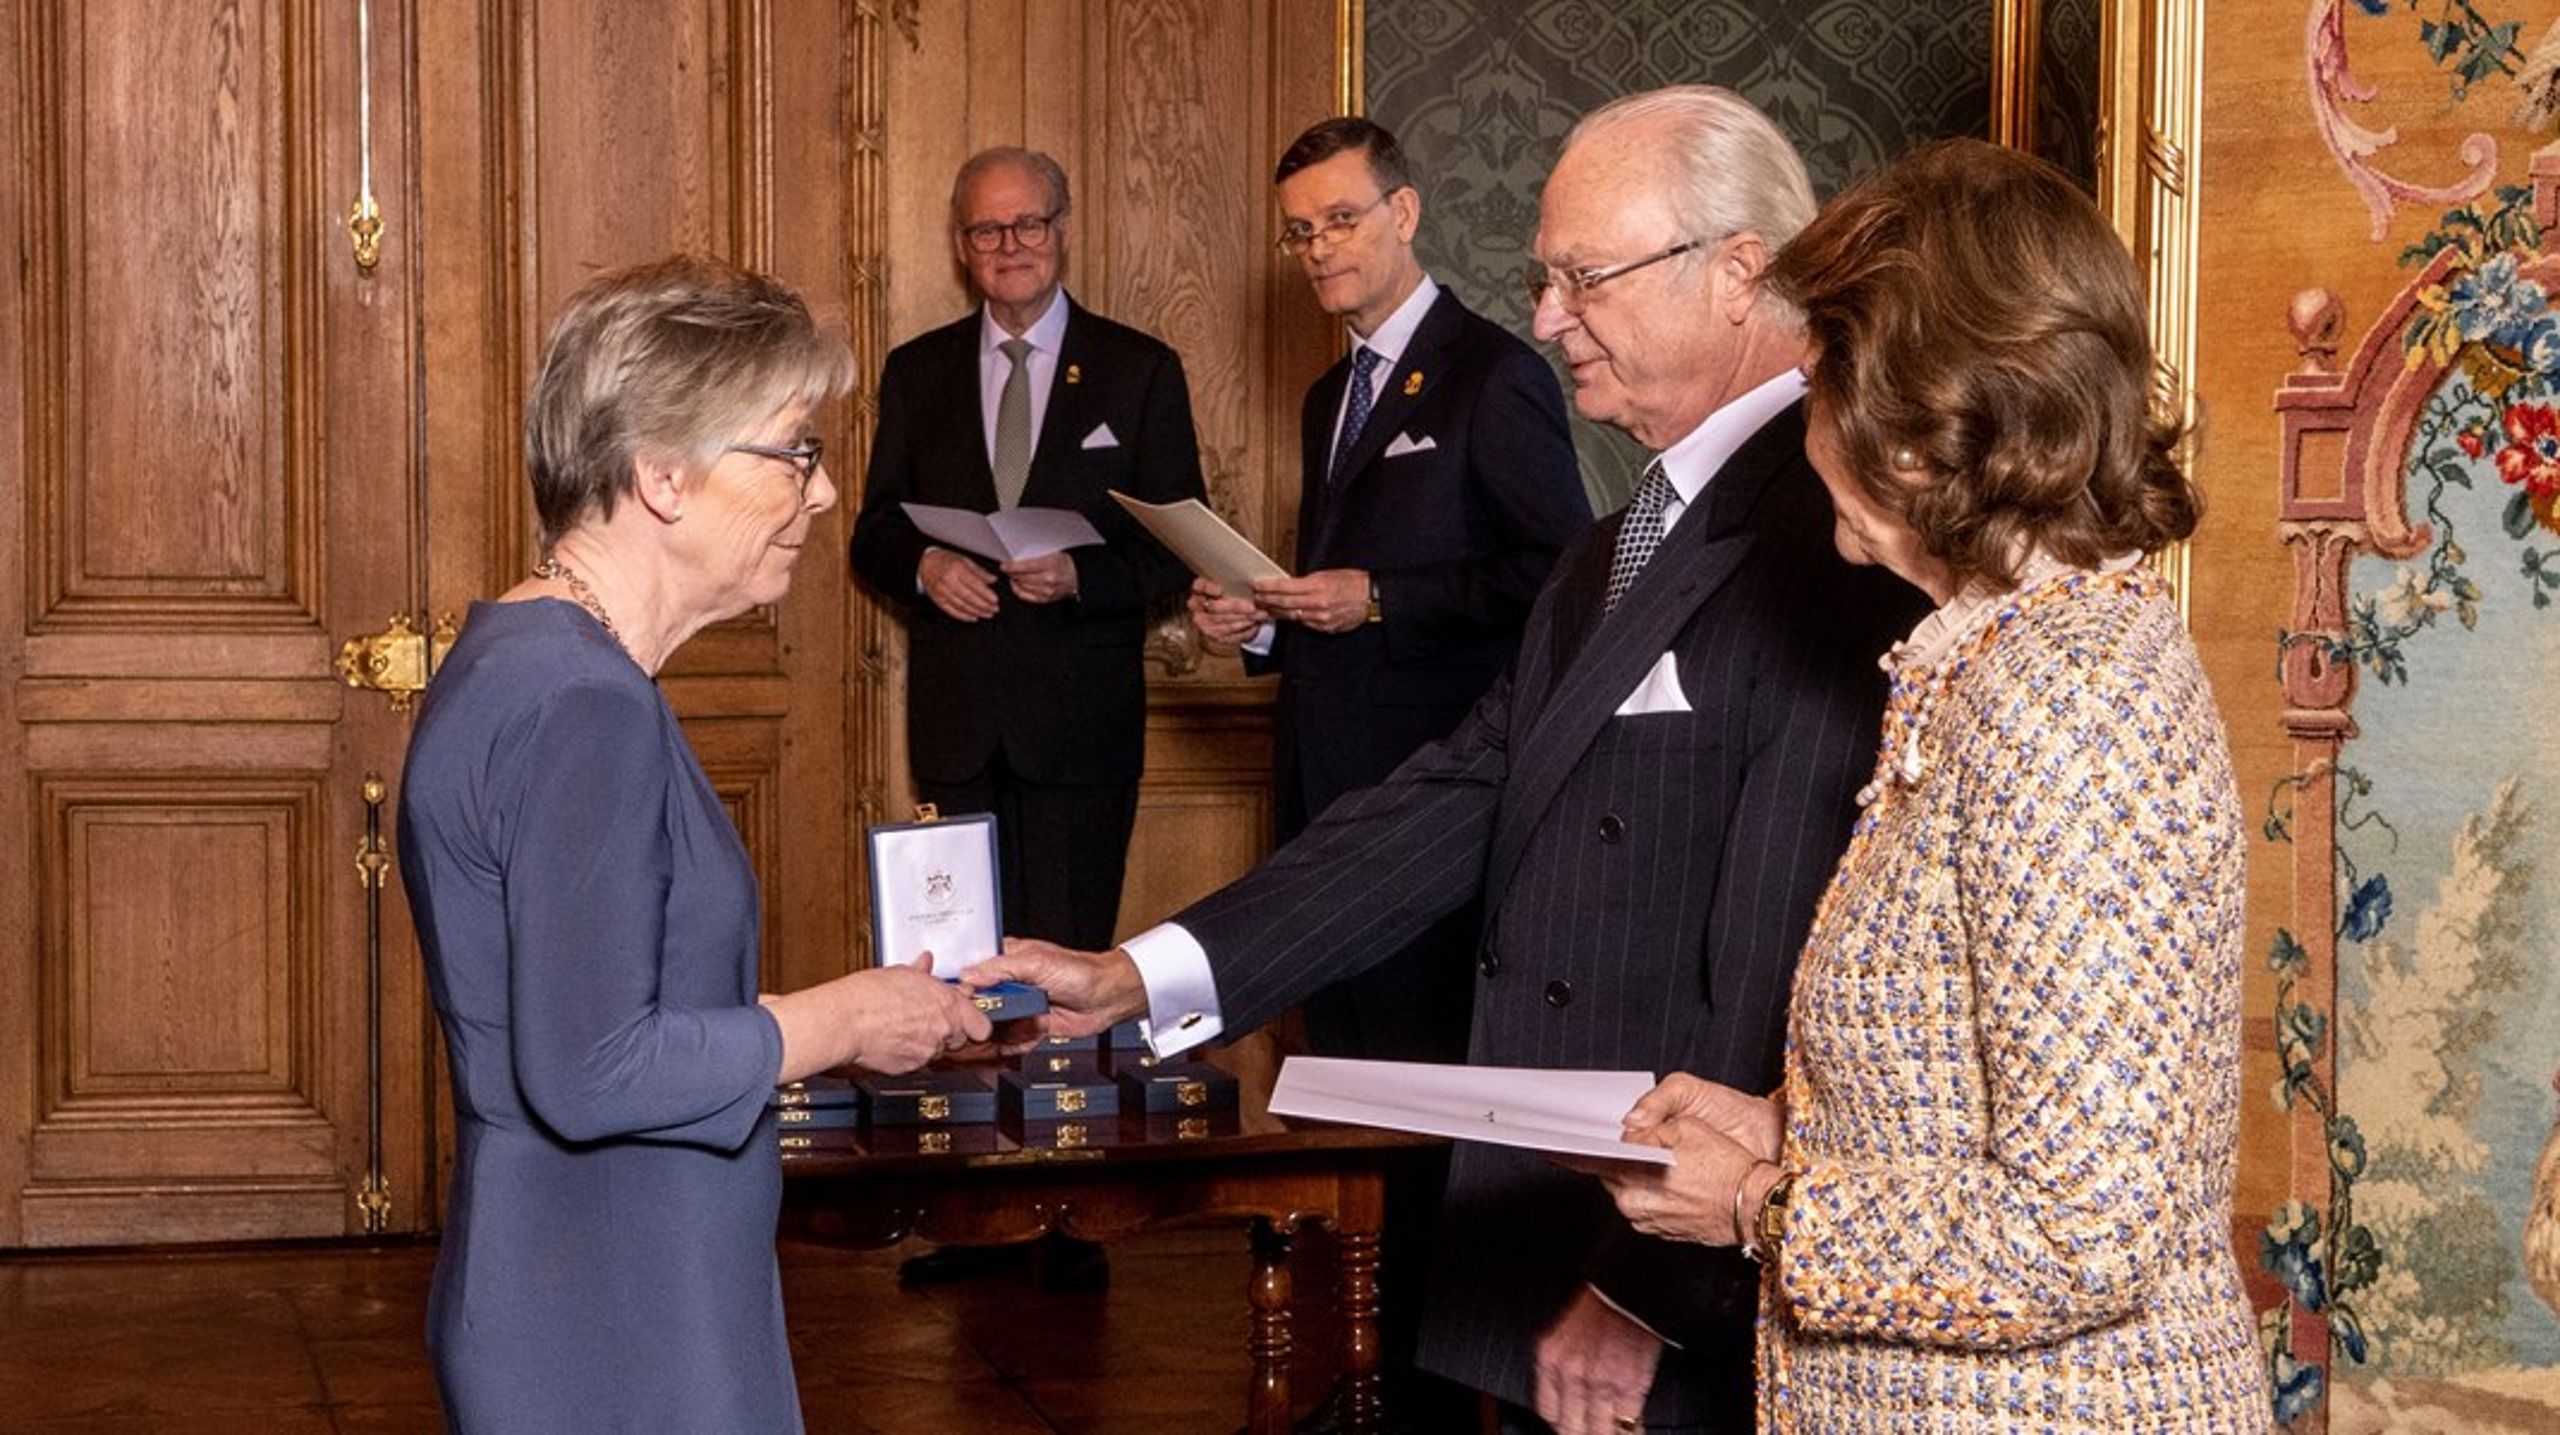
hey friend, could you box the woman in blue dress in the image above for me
[398,255,993,1432]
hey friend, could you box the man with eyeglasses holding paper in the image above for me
[850,148,1204,1290]
[1186,115,1589,1431]
[979,90,1926,1432]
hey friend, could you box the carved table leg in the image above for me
[1248,1216,1294,1435]
[1335,1223,1383,1433]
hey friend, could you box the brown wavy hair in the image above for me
[1765,139,2196,591]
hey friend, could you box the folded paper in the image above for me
[1269,1056,1673,1164]
[900,501,1103,562]
[1108,491,1289,594]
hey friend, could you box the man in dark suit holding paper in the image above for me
[1190,117,1589,1429]
[981,89,1927,1431]
[1190,117,1588,1068]
[851,146,1205,955]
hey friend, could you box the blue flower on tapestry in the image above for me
[2340,872,2393,941]
[2272,1350,2327,1425]
[2264,1200,2330,1311]
[2445,253,2548,345]
[2328,1116,2368,1179]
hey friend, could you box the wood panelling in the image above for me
[28,776,340,1242]
[30,0,313,623]
[7,0,426,1247]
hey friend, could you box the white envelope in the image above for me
[1270,1056,1672,1165]
[1081,422,1120,450]
[1614,650,1694,716]
[1382,431,1437,458]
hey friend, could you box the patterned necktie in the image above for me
[992,336,1035,509]
[1328,345,1385,490]
[1603,458,1677,614]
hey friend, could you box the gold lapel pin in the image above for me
[1403,371,1424,396]
[1065,364,1082,385]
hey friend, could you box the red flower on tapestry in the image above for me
[2458,428,2487,457]
[2493,403,2560,496]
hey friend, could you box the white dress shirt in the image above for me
[1126,366,1813,1055]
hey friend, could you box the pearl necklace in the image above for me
[532,554,617,639]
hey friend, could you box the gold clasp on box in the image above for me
[780,1108,812,1124]
[972,993,1002,1012]
[1056,1088,1088,1114]
[919,1131,952,1153]
[780,1135,813,1151]
[1176,1117,1209,1139]
[919,1094,951,1121]
[1177,1080,1207,1108]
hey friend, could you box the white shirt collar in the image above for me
[980,288,1071,357]
[1349,275,1441,369]
[1649,368,1809,508]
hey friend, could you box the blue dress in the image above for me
[398,599,797,1433]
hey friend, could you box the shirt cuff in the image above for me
[1121,922,1225,1058]
[1241,620,1275,657]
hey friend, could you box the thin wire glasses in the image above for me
[1276,191,1397,256]
[1521,238,1711,313]
[725,436,825,494]
[960,211,1063,253]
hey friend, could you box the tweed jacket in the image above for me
[1763,565,2272,1433]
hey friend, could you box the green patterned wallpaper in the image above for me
[1366,0,1996,508]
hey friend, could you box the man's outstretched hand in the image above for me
[964,938,1149,1041]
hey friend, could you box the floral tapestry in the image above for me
[2272,3,2560,1430]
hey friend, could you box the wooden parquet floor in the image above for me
[0,1226,1349,1433]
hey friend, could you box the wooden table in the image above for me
[778,1089,1442,1435]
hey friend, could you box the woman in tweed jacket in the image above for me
[1587,139,2273,1432]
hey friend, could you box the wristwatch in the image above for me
[1746,1169,1797,1263]
[1365,575,1383,624]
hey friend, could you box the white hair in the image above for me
[1565,85,1817,267]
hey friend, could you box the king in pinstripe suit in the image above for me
[981,88,1926,1435]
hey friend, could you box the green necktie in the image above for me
[993,337,1034,509]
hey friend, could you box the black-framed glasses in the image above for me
[1521,237,1711,313]
[1275,191,1398,256]
[725,436,825,492]
[960,211,1063,253]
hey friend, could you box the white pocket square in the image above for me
[1382,431,1437,458]
[1081,423,1120,450]
[1614,651,1695,717]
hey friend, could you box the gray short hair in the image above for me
[524,254,852,543]
[1565,85,1816,265]
[950,147,1072,224]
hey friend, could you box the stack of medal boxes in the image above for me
[774,1021,1238,1157]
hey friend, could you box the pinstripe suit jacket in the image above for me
[1177,400,1923,1426]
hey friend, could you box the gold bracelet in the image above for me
[1734,1159,1776,1260]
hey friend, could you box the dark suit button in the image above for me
[1479,953,1502,977]
[1544,979,1572,1008]
[1597,814,1626,843]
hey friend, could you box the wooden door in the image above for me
[0,0,431,1245]
[0,0,864,1246]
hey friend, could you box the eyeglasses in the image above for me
[725,436,825,493]
[1275,191,1397,256]
[960,211,1063,253]
[1521,237,1711,313]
